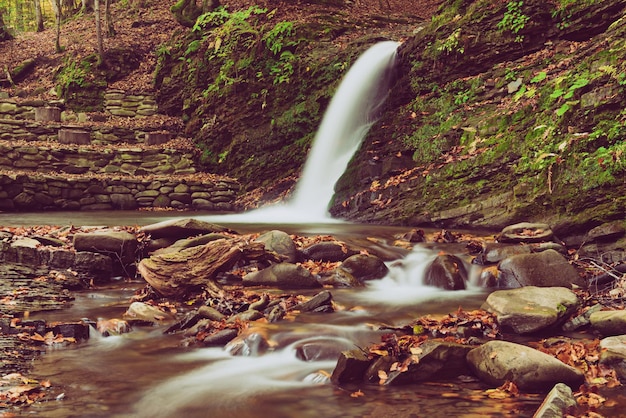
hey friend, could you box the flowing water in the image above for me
[5,42,548,416]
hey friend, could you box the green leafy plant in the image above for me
[498,1,529,43]
[436,28,464,55]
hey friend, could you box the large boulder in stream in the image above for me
[254,230,297,263]
[424,254,467,290]
[73,230,138,265]
[466,340,585,390]
[301,241,359,262]
[482,286,579,334]
[497,249,585,288]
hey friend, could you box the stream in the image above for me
[0,211,549,417]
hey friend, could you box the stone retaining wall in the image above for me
[0,143,198,176]
[0,117,173,145]
[0,173,239,212]
[104,89,158,117]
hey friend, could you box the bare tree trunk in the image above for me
[34,0,44,32]
[49,0,63,52]
[105,0,114,37]
[0,11,12,42]
[94,0,103,63]
[81,0,94,13]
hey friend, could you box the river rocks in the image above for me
[466,340,585,390]
[497,222,554,243]
[338,253,388,281]
[96,318,131,336]
[139,218,233,240]
[533,383,577,418]
[482,286,579,334]
[473,243,532,265]
[331,349,372,384]
[292,290,334,313]
[242,263,322,289]
[424,254,467,290]
[225,331,270,356]
[291,337,351,362]
[589,310,626,336]
[301,241,359,262]
[497,249,585,288]
[73,230,138,265]
[254,230,297,263]
[202,328,239,346]
[599,335,626,380]
[123,302,174,324]
[380,341,474,385]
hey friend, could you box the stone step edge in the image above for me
[0,119,184,146]
[0,137,199,152]
[0,170,241,212]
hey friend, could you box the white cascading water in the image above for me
[198,40,400,224]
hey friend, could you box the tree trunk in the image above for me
[95,0,103,63]
[105,0,114,37]
[81,0,93,13]
[0,11,12,42]
[49,0,63,52]
[34,0,45,32]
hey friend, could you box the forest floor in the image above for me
[0,0,442,101]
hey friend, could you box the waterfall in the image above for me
[289,40,400,218]
[199,41,399,224]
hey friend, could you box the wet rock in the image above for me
[599,335,626,380]
[466,340,584,390]
[398,228,425,243]
[320,268,362,287]
[497,249,585,288]
[242,263,321,289]
[424,254,467,290]
[32,235,65,247]
[73,230,138,265]
[590,310,626,336]
[197,305,226,321]
[381,341,473,385]
[96,318,131,336]
[295,337,354,361]
[533,383,577,418]
[586,221,625,242]
[562,303,603,332]
[202,328,239,346]
[73,251,114,281]
[225,331,269,356]
[474,243,532,265]
[292,290,333,313]
[52,322,90,340]
[498,222,554,243]
[338,253,388,282]
[482,286,579,334]
[226,309,265,323]
[255,230,297,263]
[331,349,372,384]
[123,302,174,324]
[301,241,359,262]
[139,218,232,240]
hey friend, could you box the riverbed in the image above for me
[0,210,554,417]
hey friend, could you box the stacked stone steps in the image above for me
[0,93,240,213]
